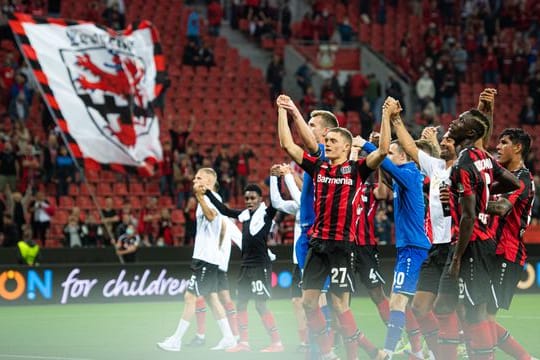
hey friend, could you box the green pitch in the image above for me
[1,295,539,360]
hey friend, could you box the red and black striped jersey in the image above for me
[450,147,505,242]
[355,175,379,246]
[300,151,373,243]
[490,167,535,266]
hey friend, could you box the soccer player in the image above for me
[487,128,535,359]
[439,110,519,360]
[187,217,242,347]
[204,183,284,353]
[358,103,432,359]
[269,163,308,351]
[391,117,458,359]
[276,95,339,351]
[157,168,237,352]
[349,133,391,326]
[278,97,394,360]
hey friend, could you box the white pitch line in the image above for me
[0,355,93,360]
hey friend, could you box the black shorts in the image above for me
[187,259,219,296]
[487,256,524,311]
[291,264,303,299]
[303,243,355,294]
[237,266,272,302]
[439,241,496,307]
[354,245,385,290]
[417,243,452,294]
[217,270,230,292]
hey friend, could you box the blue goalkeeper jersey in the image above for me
[299,144,326,227]
[363,142,431,250]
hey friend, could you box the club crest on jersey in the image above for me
[340,165,351,175]
[457,183,465,193]
[63,48,155,155]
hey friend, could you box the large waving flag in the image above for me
[9,13,165,176]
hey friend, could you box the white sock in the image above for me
[196,333,205,339]
[173,319,190,340]
[217,318,234,339]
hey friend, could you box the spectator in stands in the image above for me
[5,185,30,236]
[338,16,354,43]
[174,153,194,210]
[19,144,39,193]
[299,12,314,41]
[102,1,125,30]
[0,141,18,192]
[314,8,335,42]
[416,69,436,112]
[138,197,158,246]
[82,212,103,247]
[439,67,458,116]
[279,0,292,39]
[156,208,172,246]
[0,1,14,45]
[186,8,201,45]
[482,45,499,84]
[216,158,234,203]
[232,144,254,198]
[182,40,199,67]
[9,72,31,123]
[114,223,139,263]
[207,0,223,37]
[183,194,196,246]
[0,52,16,108]
[520,96,538,125]
[395,45,415,78]
[365,74,382,122]
[101,196,119,242]
[54,145,76,198]
[359,98,375,139]
[450,40,468,82]
[1,213,19,247]
[115,213,131,239]
[295,60,312,95]
[197,41,215,68]
[320,78,337,111]
[13,121,30,151]
[170,113,195,155]
[346,72,369,114]
[186,141,204,169]
[300,85,318,116]
[63,214,83,248]
[266,54,285,103]
[160,141,174,197]
[30,191,53,246]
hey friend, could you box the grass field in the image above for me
[1,295,539,360]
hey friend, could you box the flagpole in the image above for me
[11,26,125,264]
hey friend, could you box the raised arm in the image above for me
[269,171,298,215]
[477,88,496,148]
[194,184,218,222]
[364,97,392,169]
[281,165,301,205]
[276,95,318,153]
[205,189,243,219]
[277,105,304,164]
[420,126,441,156]
[391,114,419,163]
